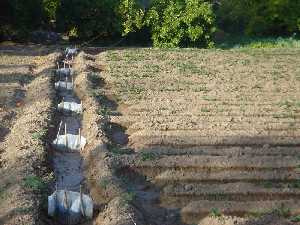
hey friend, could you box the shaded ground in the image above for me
[93,48,300,225]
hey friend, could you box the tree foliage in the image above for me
[119,0,215,47]
[216,0,300,36]
[56,0,121,39]
[1,0,300,46]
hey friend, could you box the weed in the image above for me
[144,64,160,73]
[252,84,262,89]
[273,205,291,218]
[0,186,11,201]
[88,72,101,88]
[193,86,210,92]
[247,211,267,218]
[291,215,300,222]
[210,208,221,217]
[279,100,293,109]
[14,206,33,214]
[108,52,121,61]
[177,62,201,75]
[98,107,111,116]
[120,191,136,206]
[128,86,144,95]
[203,96,217,101]
[262,181,273,188]
[201,107,210,113]
[140,152,158,161]
[216,36,300,49]
[99,178,110,190]
[31,129,47,141]
[23,175,46,191]
[288,180,300,188]
[108,145,127,155]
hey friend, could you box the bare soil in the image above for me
[0,46,60,225]
[92,48,300,225]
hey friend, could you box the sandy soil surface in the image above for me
[92,48,300,225]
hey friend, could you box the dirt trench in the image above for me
[41,50,148,225]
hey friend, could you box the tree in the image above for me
[119,0,216,47]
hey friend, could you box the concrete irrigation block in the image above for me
[65,48,78,58]
[55,81,73,91]
[58,102,82,114]
[48,190,93,223]
[52,134,86,151]
[56,68,72,76]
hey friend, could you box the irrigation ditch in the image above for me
[42,48,145,225]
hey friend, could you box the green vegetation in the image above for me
[108,145,128,155]
[120,0,215,47]
[216,0,300,36]
[2,0,300,48]
[140,152,158,161]
[120,191,136,206]
[31,129,47,141]
[99,177,111,190]
[291,215,300,222]
[87,72,102,88]
[273,205,291,218]
[210,207,222,217]
[217,36,300,49]
[23,175,46,191]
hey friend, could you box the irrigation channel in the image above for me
[48,48,93,225]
